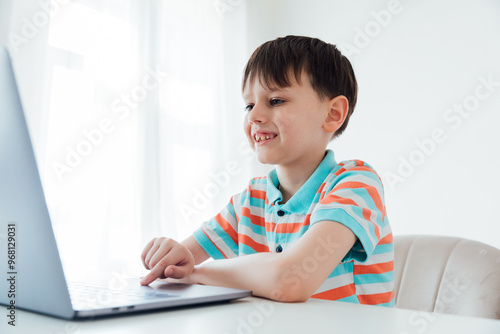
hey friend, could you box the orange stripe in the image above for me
[214,213,238,245]
[354,159,365,166]
[230,197,240,223]
[276,223,301,234]
[354,261,394,275]
[321,194,358,206]
[241,207,265,227]
[275,215,311,234]
[202,228,227,259]
[265,221,276,232]
[238,234,270,252]
[358,291,394,305]
[379,233,393,245]
[334,167,346,176]
[361,207,380,239]
[362,207,371,221]
[250,190,266,200]
[312,283,356,301]
[351,166,375,173]
[331,181,384,216]
[321,194,380,240]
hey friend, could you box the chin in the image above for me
[255,151,279,165]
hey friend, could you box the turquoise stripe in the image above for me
[193,228,226,260]
[312,208,374,262]
[238,215,267,237]
[355,187,385,227]
[249,197,265,207]
[310,192,322,205]
[203,216,239,254]
[239,243,261,255]
[335,294,360,304]
[372,243,393,255]
[239,192,248,206]
[225,202,237,221]
[213,228,239,254]
[377,298,396,307]
[329,168,384,218]
[349,205,378,243]
[354,271,394,285]
[327,262,353,278]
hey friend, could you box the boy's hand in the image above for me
[140,237,195,285]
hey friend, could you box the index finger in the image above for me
[140,263,173,286]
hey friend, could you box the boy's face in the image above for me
[242,72,333,167]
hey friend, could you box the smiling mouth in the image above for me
[254,133,277,143]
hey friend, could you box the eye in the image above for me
[244,104,254,112]
[270,98,285,106]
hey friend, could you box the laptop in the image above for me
[0,46,251,320]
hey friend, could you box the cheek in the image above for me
[243,118,254,145]
[277,115,300,139]
[243,116,250,134]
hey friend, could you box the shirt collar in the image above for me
[266,150,337,214]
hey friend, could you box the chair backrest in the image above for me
[394,234,500,319]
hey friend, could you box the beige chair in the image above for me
[394,234,500,319]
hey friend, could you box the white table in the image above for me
[3,297,500,334]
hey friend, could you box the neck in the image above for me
[276,150,326,203]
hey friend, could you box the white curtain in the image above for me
[2,0,261,279]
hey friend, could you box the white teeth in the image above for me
[254,134,276,142]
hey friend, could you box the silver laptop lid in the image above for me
[0,46,74,319]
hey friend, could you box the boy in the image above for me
[140,36,394,306]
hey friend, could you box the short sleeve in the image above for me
[193,193,243,260]
[310,162,388,263]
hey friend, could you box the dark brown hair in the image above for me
[242,35,358,139]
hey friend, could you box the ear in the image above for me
[323,95,349,134]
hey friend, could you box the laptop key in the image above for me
[67,282,178,309]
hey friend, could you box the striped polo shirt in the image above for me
[193,150,395,307]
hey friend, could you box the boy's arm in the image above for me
[181,235,210,265]
[179,220,356,302]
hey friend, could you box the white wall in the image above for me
[229,0,500,249]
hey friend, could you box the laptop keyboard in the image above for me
[68,282,178,310]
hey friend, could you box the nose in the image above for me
[247,103,266,124]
